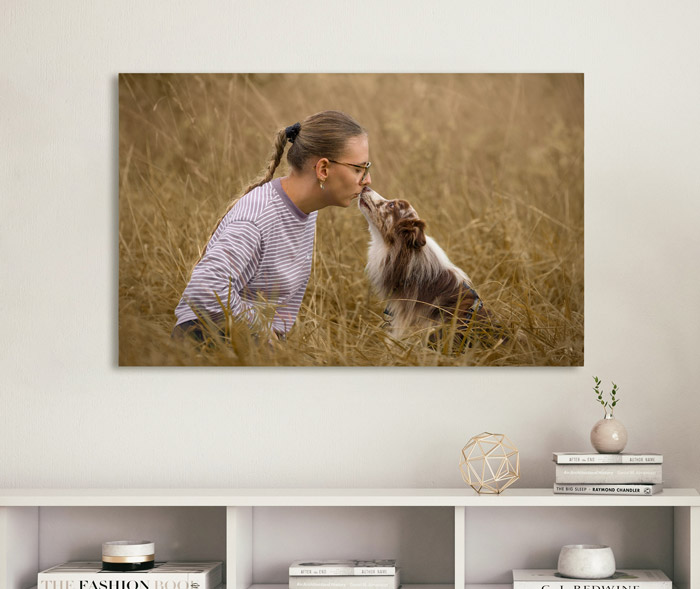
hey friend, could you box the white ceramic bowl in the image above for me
[557,544,616,579]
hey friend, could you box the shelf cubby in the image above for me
[462,506,673,584]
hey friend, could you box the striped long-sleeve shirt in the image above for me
[174,178,317,335]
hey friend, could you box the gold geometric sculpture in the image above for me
[459,432,520,494]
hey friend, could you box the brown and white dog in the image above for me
[358,188,505,350]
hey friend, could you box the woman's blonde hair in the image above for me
[197,110,365,261]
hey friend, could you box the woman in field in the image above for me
[173,110,372,341]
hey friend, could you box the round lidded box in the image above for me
[102,541,155,571]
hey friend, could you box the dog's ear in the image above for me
[397,218,426,249]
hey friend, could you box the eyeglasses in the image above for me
[327,159,372,182]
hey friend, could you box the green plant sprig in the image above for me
[592,376,620,416]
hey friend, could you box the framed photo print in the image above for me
[119,73,583,366]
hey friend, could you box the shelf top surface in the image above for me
[0,488,698,507]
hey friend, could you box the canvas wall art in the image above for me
[119,74,583,366]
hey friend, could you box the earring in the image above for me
[319,180,325,190]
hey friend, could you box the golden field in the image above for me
[119,74,583,366]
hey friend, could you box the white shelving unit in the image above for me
[1,489,698,589]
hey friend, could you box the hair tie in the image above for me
[285,122,301,144]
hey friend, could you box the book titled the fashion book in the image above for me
[289,572,400,589]
[554,483,663,495]
[555,463,662,484]
[553,452,663,464]
[289,561,397,576]
[38,561,223,589]
[512,569,671,589]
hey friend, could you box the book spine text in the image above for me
[513,582,670,589]
[553,454,663,464]
[553,483,662,495]
[555,465,662,484]
[289,569,396,576]
[289,576,398,589]
[38,574,217,589]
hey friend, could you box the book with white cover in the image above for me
[512,569,671,589]
[553,452,663,464]
[38,561,223,589]
[289,571,400,589]
[554,482,663,495]
[555,463,662,484]
[289,561,397,576]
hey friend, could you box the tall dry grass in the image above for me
[119,74,583,366]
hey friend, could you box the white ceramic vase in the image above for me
[590,414,627,454]
[558,544,616,579]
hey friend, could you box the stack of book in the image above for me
[552,452,663,495]
[512,569,672,588]
[289,560,400,589]
[38,561,224,589]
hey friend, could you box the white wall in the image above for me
[1,1,699,491]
